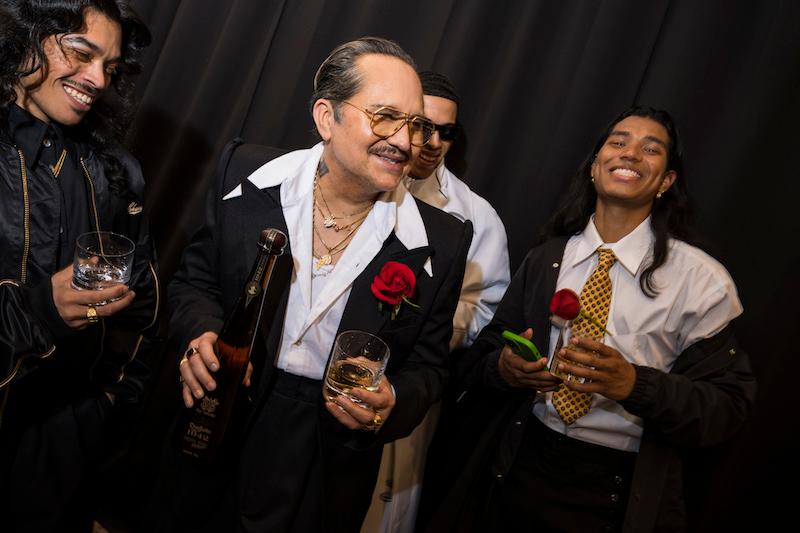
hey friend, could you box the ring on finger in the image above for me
[86,305,99,324]
[363,411,383,432]
[180,346,198,368]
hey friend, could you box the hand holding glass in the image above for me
[71,231,135,300]
[324,330,390,403]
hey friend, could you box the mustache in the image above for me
[63,79,100,97]
[369,144,409,162]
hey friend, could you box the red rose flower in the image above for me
[549,288,580,321]
[371,261,419,319]
[549,288,613,335]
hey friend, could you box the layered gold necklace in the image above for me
[312,170,373,269]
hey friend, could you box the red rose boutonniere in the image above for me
[371,261,420,319]
[549,288,612,335]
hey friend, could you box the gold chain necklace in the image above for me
[312,206,365,269]
[314,173,373,231]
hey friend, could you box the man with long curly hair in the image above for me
[0,2,158,531]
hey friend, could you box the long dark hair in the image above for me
[1,1,150,194]
[542,106,696,296]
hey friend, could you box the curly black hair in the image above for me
[1,0,150,195]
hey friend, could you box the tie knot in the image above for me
[597,248,617,271]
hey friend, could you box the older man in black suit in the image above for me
[164,37,471,532]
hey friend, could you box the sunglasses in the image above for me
[432,122,460,142]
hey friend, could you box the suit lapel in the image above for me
[337,233,431,338]
[236,178,291,366]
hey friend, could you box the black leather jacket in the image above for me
[0,131,160,419]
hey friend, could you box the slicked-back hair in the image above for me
[310,36,417,120]
[542,106,696,297]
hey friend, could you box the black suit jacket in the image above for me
[166,141,472,531]
[420,237,756,533]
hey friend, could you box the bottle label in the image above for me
[198,396,220,418]
[245,281,261,298]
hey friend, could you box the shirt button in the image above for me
[495,474,503,479]
[43,138,52,147]
[552,262,560,268]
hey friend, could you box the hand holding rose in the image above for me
[555,336,636,400]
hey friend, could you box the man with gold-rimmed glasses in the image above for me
[161,37,471,532]
[339,99,436,148]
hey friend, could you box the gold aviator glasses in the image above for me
[341,101,435,147]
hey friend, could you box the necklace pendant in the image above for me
[323,216,336,228]
[316,254,332,269]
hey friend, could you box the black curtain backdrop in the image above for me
[104,0,799,531]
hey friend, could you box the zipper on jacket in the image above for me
[16,150,30,284]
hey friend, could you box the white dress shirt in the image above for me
[534,216,743,452]
[224,142,433,380]
[363,164,510,533]
[405,164,510,349]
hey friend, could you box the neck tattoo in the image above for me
[311,158,374,268]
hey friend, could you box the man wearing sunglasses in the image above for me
[363,71,511,533]
[160,38,472,533]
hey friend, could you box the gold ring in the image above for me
[179,375,185,384]
[86,305,98,324]
[364,411,383,431]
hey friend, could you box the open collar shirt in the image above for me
[404,163,510,349]
[227,143,432,380]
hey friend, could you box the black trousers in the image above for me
[147,370,325,533]
[489,416,637,533]
[235,369,325,533]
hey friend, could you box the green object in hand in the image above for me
[502,330,543,362]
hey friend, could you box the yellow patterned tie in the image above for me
[552,248,617,424]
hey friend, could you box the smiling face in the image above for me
[591,115,676,211]
[14,8,122,126]
[314,53,425,198]
[410,94,458,179]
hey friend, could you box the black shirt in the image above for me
[8,104,90,269]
